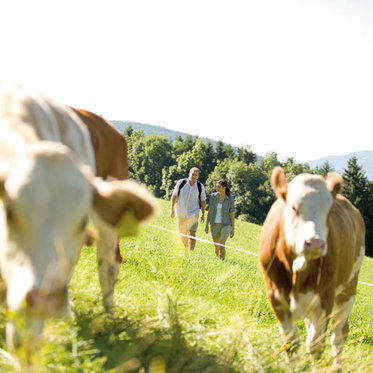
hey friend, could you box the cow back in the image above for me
[0,84,95,170]
[73,109,128,180]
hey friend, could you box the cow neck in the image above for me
[291,257,323,291]
[275,216,294,274]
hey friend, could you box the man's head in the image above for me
[188,167,200,183]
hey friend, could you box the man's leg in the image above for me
[187,215,199,250]
[188,231,197,250]
[177,216,188,247]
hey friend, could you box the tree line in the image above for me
[125,127,373,257]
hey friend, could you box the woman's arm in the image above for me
[229,196,235,237]
[230,211,235,238]
[205,209,210,234]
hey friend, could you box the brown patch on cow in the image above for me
[72,108,128,180]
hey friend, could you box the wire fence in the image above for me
[148,223,373,288]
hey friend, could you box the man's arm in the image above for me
[170,194,178,218]
[200,200,206,223]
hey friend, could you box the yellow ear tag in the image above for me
[116,209,139,237]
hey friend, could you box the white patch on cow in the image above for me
[273,287,290,311]
[348,245,365,283]
[290,290,322,320]
[292,256,307,272]
[335,245,365,297]
[6,266,34,311]
[283,174,333,259]
[305,321,317,353]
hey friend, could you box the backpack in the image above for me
[178,178,202,208]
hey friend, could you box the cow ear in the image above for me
[271,166,288,201]
[326,172,342,198]
[93,179,156,236]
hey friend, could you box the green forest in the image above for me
[124,127,373,257]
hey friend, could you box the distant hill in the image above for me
[110,120,372,180]
[308,151,373,181]
[111,120,220,148]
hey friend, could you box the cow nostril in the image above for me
[304,238,325,252]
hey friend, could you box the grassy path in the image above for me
[0,198,372,372]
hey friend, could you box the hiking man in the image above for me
[170,167,206,250]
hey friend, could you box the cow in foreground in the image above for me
[0,82,155,361]
[259,167,365,371]
[72,108,129,310]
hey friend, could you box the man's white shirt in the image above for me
[172,179,206,218]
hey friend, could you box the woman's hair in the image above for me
[217,179,231,195]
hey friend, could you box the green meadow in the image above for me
[0,198,372,372]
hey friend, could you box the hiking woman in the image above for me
[205,179,235,260]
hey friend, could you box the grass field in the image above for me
[0,198,372,372]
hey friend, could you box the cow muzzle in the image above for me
[293,237,327,272]
[303,237,326,258]
[25,286,67,318]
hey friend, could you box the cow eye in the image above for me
[292,206,298,215]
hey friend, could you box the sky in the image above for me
[1,0,373,162]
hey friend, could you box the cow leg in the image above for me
[267,288,299,356]
[96,223,122,311]
[330,295,355,372]
[278,314,300,360]
[304,312,327,359]
[6,318,44,371]
[301,293,328,360]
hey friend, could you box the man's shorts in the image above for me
[211,223,232,239]
[177,215,199,234]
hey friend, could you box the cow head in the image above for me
[271,166,341,272]
[0,141,155,326]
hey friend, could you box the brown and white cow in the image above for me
[0,82,154,354]
[259,166,365,371]
[72,108,129,310]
